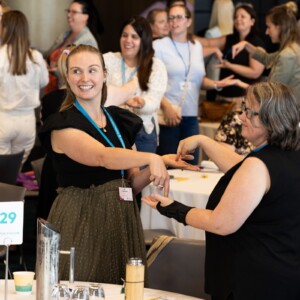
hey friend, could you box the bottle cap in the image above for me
[128,258,143,266]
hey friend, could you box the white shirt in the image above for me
[103,52,167,134]
[0,45,49,111]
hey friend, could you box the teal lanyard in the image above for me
[74,99,126,178]
[121,57,137,84]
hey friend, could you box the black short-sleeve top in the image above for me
[38,105,143,188]
[219,32,265,98]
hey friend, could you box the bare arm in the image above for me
[194,35,226,50]
[51,128,169,192]
[216,55,265,79]
[186,157,270,234]
[176,135,243,173]
[202,46,223,61]
[106,77,138,107]
[143,157,270,235]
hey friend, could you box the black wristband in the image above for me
[157,201,193,226]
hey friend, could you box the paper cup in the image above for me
[13,271,35,295]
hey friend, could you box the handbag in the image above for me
[200,100,235,122]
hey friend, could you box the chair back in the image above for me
[0,182,26,202]
[31,157,45,187]
[0,150,24,184]
[147,237,211,299]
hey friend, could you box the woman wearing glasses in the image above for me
[44,0,101,94]
[232,2,300,103]
[143,81,300,300]
[154,4,236,165]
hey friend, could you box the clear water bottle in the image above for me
[125,258,145,300]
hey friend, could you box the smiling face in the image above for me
[66,2,88,31]
[151,11,169,38]
[234,8,255,35]
[239,96,268,147]
[66,51,106,103]
[265,16,280,43]
[120,24,141,62]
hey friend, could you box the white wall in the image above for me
[7,0,72,51]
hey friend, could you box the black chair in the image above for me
[147,237,211,299]
[0,150,24,184]
[30,156,45,187]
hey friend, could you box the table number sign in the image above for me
[0,201,24,245]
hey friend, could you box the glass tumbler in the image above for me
[51,283,71,299]
[89,283,105,299]
[72,286,89,299]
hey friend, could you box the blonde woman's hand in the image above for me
[162,154,200,171]
[148,154,170,196]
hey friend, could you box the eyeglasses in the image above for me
[241,100,259,119]
[65,9,86,15]
[168,15,189,22]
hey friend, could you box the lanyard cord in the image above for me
[74,99,126,177]
[121,57,137,84]
[170,38,191,79]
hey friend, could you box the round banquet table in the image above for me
[0,279,204,299]
[141,169,223,240]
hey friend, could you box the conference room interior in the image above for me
[1,0,298,298]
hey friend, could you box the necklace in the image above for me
[97,109,107,132]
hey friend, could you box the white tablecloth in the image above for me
[0,280,203,299]
[141,169,223,240]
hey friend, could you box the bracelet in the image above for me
[157,200,193,226]
[214,82,223,92]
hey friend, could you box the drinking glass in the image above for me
[72,286,89,299]
[51,283,71,299]
[89,284,105,299]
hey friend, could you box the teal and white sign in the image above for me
[0,201,24,245]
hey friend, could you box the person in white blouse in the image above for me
[0,10,49,165]
[104,16,167,154]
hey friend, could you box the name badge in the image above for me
[119,187,133,201]
[180,81,191,91]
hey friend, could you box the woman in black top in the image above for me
[143,81,300,299]
[39,44,197,283]
[197,4,265,109]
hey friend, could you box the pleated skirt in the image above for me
[47,179,146,284]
